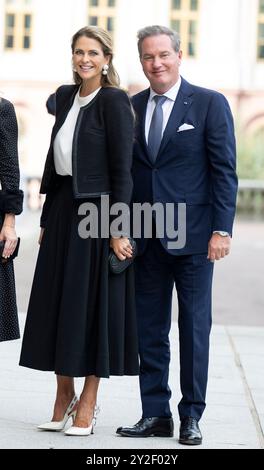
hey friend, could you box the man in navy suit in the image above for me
[117,26,237,445]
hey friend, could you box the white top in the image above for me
[145,76,182,144]
[53,86,101,176]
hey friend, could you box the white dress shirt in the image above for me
[145,77,181,144]
[53,86,101,176]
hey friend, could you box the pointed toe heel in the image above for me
[37,395,78,432]
[64,404,99,436]
[64,422,94,436]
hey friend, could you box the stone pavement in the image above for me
[0,319,263,449]
[0,213,263,449]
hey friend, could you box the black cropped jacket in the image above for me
[40,85,134,227]
[0,98,23,218]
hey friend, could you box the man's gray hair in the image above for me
[137,25,181,57]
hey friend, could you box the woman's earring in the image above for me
[102,64,109,75]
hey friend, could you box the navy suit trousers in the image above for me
[135,238,214,421]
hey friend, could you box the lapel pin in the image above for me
[184,101,188,105]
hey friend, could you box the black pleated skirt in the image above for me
[19,177,139,377]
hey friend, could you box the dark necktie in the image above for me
[148,95,167,162]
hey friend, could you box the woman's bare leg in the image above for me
[73,375,100,428]
[52,375,77,421]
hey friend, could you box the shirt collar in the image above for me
[149,76,182,103]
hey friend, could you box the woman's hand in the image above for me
[0,225,18,259]
[38,228,45,245]
[110,237,133,261]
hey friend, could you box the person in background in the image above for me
[0,97,23,342]
[46,93,56,116]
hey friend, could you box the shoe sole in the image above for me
[119,431,174,438]
[179,438,202,445]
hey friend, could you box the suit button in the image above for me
[153,169,158,172]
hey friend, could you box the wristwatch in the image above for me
[213,231,230,237]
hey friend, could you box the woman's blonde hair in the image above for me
[71,26,120,88]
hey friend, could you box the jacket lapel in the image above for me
[133,89,153,165]
[157,78,194,159]
[51,86,78,142]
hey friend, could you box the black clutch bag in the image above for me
[0,237,20,263]
[109,237,137,274]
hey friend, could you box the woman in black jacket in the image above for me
[19,26,139,436]
[0,97,23,342]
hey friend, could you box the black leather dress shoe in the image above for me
[179,417,202,445]
[116,417,174,438]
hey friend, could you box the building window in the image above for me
[259,0,264,14]
[23,13,31,48]
[107,17,114,32]
[88,0,116,35]
[188,20,197,56]
[170,0,200,58]
[257,24,264,58]
[171,19,180,33]
[172,0,181,9]
[257,1,264,59]
[90,16,98,25]
[190,0,198,11]
[4,13,15,49]
[4,0,33,51]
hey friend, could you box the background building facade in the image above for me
[0,0,264,186]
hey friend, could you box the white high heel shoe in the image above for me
[64,404,100,436]
[37,395,78,432]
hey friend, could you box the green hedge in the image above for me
[237,133,264,179]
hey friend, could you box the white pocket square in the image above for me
[177,123,195,132]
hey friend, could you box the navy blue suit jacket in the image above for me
[131,77,238,256]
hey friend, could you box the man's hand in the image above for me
[207,233,231,262]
